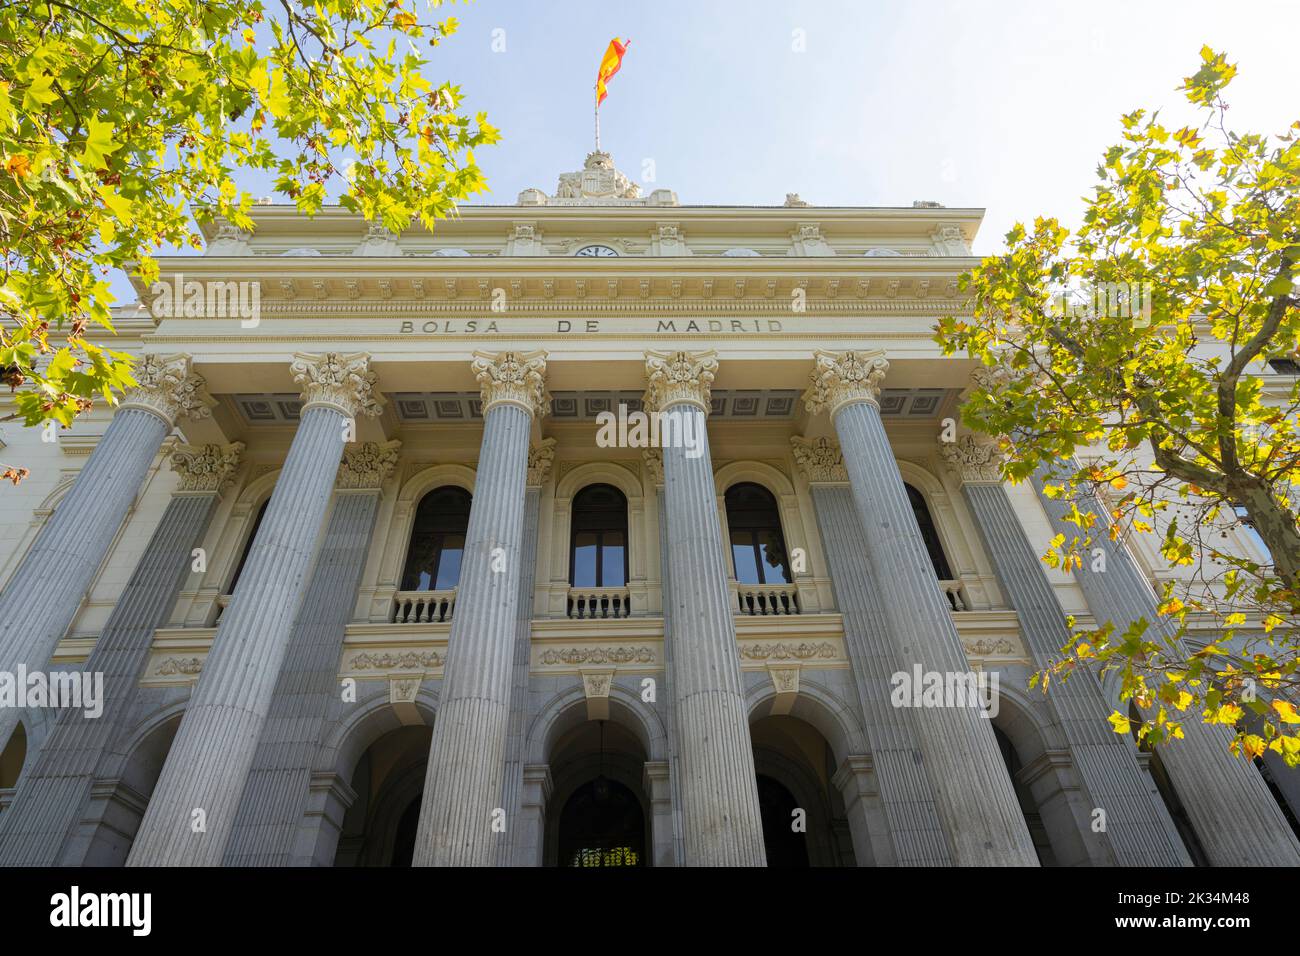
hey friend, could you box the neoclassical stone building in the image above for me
[1,152,1298,867]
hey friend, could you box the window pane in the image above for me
[434,535,464,590]
[602,532,626,586]
[573,532,599,587]
[758,533,791,584]
[731,531,761,584]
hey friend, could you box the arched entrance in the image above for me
[750,714,856,866]
[333,725,431,867]
[546,719,649,867]
[83,712,182,866]
[991,723,1057,866]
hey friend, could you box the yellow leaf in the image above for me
[1273,700,1300,725]
[4,153,30,178]
[1156,597,1184,616]
[1108,712,1131,735]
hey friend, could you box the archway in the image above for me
[991,723,1057,866]
[81,712,182,866]
[545,719,649,867]
[750,714,855,866]
[333,725,431,867]
[1129,702,1210,866]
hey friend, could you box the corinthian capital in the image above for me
[291,352,385,418]
[938,433,1005,485]
[472,350,550,417]
[526,438,557,487]
[643,349,718,413]
[803,349,889,417]
[121,354,216,425]
[171,442,245,494]
[337,439,402,490]
[790,436,848,483]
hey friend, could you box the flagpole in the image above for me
[594,83,600,152]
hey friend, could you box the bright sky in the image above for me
[121,0,1300,300]
[437,0,1299,251]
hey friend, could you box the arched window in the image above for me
[400,486,472,591]
[725,483,791,585]
[905,484,953,580]
[227,499,269,594]
[570,484,628,588]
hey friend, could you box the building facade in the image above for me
[1,152,1298,867]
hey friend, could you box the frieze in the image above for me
[539,646,656,666]
[738,641,838,662]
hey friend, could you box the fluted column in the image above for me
[939,433,1189,866]
[414,351,549,866]
[0,443,241,865]
[645,350,765,866]
[127,353,384,866]
[223,440,400,865]
[498,439,551,866]
[804,350,1038,865]
[0,354,214,753]
[649,453,687,866]
[793,436,953,865]
[1030,459,1300,865]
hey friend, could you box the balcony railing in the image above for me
[939,580,971,612]
[391,589,457,624]
[732,582,801,616]
[567,587,631,620]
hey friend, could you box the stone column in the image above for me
[127,353,384,866]
[0,443,241,866]
[645,350,765,866]
[649,454,687,866]
[804,350,1038,865]
[223,440,400,866]
[413,351,549,866]
[939,433,1189,866]
[0,354,214,753]
[497,439,551,866]
[1030,460,1300,865]
[793,436,953,865]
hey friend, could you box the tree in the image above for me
[1,0,498,481]
[936,48,1300,766]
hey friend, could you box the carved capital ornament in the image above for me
[790,436,848,483]
[938,433,1005,485]
[472,350,550,417]
[170,442,244,494]
[642,449,664,485]
[121,353,216,426]
[527,438,557,487]
[643,349,718,413]
[290,352,385,418]
[803,349,890,417]
[337,439,402,490]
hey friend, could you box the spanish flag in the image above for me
[595,38,631,106]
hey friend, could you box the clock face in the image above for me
[574,244,619,257]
